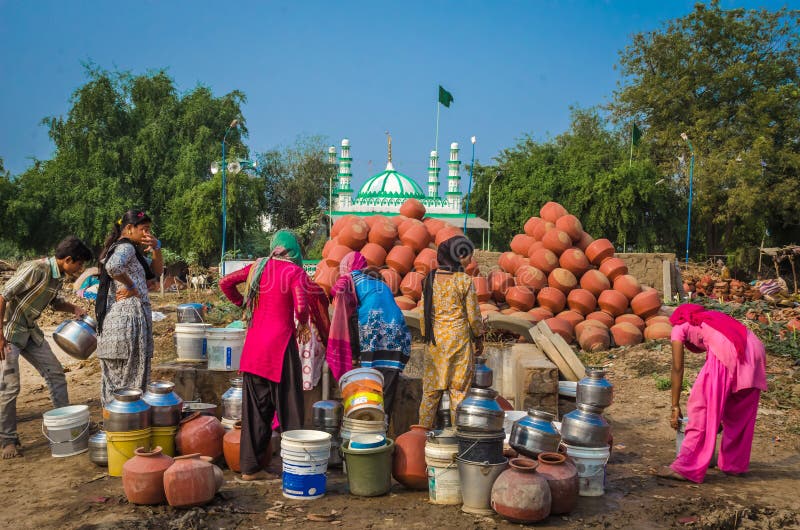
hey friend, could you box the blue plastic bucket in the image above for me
[280,430,332,500]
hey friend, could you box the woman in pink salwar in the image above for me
[657,304,767,483]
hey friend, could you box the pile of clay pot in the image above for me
[316,198,480,309]
[481,201,673,352]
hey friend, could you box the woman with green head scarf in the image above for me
[219,230,329,481]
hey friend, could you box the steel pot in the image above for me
[183,402,219,417]
[143,381,183,427]
[456,387,505,432]
[576,369,614,410]
[559,403,610,448]
[221,378,243,420]
[53,315,98,360]
[88,431,107,467]
[472,357,493,389]
[103,388,151,432]
[177,303,205,323]
[509,410,561,458]
[313,400,343,429]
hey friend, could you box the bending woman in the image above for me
[418,235,484,429]
[658,303,767,483]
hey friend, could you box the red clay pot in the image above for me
[400,223,431,252]
[413,248,438,275]
[631,289,661,319]
[615,314,645,332]
[575,319,609,341]
[506,286,536,311]
[586,311,615,328]
[380,268,402,295]
[524,217,544,238]
[398,218,424,238]
[163,453,217,508]
[613,274,642,300]
[176,413,225,461]
[548,268,577,294]
[597,289,629,317]
[122,446,174,505]
[473,276,491,303]
[394,295,417,310]
[610,322,643,347]
[223,421,271,473]
[511,234,537,256]
[465,257,480,276]
[532,221,555,241]
[528,248,559,274]
[537,287,566,314]
[331,214,358,238]
[400,271,425,301]
[644,322,672,341]
[489,271,515,302]
[368,218,399,250]
[314,263,340,296]
[536,452,578,515]
[555,215,583,242]
[421,218,445,239]
[567,288,597,315]
[392,425,430,490]
[338,218,369,250]
[391,214,408,227]
[326,244,352,268]
[585,238,615,265]
[545,317,574,343]
[575,231,595,251]
[528,307,554,322]
[542,229,572,256]
[321,238,338,259]
[599,257,628,281]
[515,265,547,291]
[360,243,388,267]
[579,269,610,297]
[645,315,671,326]
[435,226,464,247]
[491,458,551,524]
[386,245,416,275]
[400,198,426,220]
[526,240,544,256]
[499,252,521,274]
[559,248,590,278]
[540,201,568,224]
[556,310,584,329]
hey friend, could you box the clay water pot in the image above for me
[380,268,402,295]
[368,218,399,250]
[515,265,547,291]
[498,252,520,274]
[597,289,629,317]
[567,289,597,315]
[559,248,590,278]
[545,317,574,343]
[434,226,464,247]
[578,326,611,352]
[556,310,584,329]
[489,271,515,302]
[163,453,217,508]
[465,258,480,277]
[400,271,425,301]
[326,244,352,267]
[338,218,369,250]
[610,322,643,346]
[548,268,577,294]
[575,319,609,341]
[398,218,424,238]
[473,276,491,303]
[422,217,447,239]
[645,315,671,326]
[528,307,554,322]
[536,452,578,515]
[314,263,340,296]
[386,245,416,275]
[527,240,544,256]
[394,295,417,310]
[510,234,536,256]
[400,198,426,220]
[413,248,438,275]
[631,289,661,319]
[576,231,595,251]
[321,238,338,259]
[524,216,543,238]
[506,286,536,311]
[537,287,566,314]
[542,229,572,256]
[613,274,642,300]
[586,311,615,328]
[585,239,615,265]
[400,223,431,252]
[555,215,583,242]
[391,214,408,227]
[122,446,174,505]
[532,221,555,241]
[221,421,272,473]
[644,322,673,341]
[615,313,645,332]
[360,243,388,267]
[580,269,611,297]
[528,248,559,274]
[540,201,568,224]
[331,214,358,238]
[392,425,430,490]
[176,412,225,461]
[599,257,628,281]
[491,458,551,523]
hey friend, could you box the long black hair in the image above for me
[100,209,152,260]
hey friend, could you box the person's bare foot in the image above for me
[2,442,22,459]
[240,470,270,482]
[656,466,688,481]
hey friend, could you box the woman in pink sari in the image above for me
[657,304,767,482]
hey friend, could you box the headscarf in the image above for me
[422,235,474,345]
[669,303,748,359]
[327,251,367,381]
[243,229,303,325]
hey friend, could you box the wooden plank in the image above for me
[531,325,578,381]
[543,324,587,380]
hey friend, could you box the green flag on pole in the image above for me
[438,85,454,107]
[632,123,642,146]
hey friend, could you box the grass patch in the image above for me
[654,374,689,391]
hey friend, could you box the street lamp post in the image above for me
[327,146,337,235]
[681,132,695,264]
[487,169,502,251]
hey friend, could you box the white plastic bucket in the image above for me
[206,328,246,371]
[563,443,610,497]
[42,405,90,457]
[425,441,461,505]
[280,430,332,500]
[174,323,210,361]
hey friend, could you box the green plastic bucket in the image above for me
[341,438,395,497]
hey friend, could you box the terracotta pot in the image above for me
[631,289,661,319]
[545,317,574,343]
[548,268,577,294]
[576,231,595,251]
[321,238,338,259]
[528,248,559,274]
[524,217,543,238]
[338,218,369,250]
[222,421,271,473]
[386,245,416,275]
[163,453,217,508]
[122,446,173,505]
[506,286,536,311]
[394,295,417,310]
[559,248,590,278]
[536,452,578,515]
[610,322,643,347]
[400,271,425,301]
[586,311,615,328]
[326,244,353,268]
[645,315,671,327]
[331,214,358,238]
[422,217,447,239]
[613,274,642,300]
[400,223,431,252]
[537,287,566,314]
[644,322,673,341]
[578,326,611,352]
[491,458,551,523]
[368,218,399,250]
[580,269,610,297]
[532,221,555,241]
[435,226,464,247]
[542,229,572,256]
[489,271,515,302]
[176,412,225,461]
[200,456,224,492]
[380,268,402,295]
[465,257,480,276]
[575,319,609,341]
[527,240,544,256]
[555,215,583,242]
[615,313,645,332]
[556,310,584,329]
[400,198,426,220]
[398,218,424,238]
[413,248,437,275]
[392,425,430,490]
[597,289,629,317]
[314,263,340,296]
[585,239,615,265]
[360,243,388,267]
[511,234,536,256]
[473,276,491,303]
[567,288,597,315]
[515,265,547,291]
[539,201,568,224]
[499,252,521,274]
[528,307,554,322]
[391,214,408,227]
[599,257,628,281]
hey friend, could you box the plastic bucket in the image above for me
[106,428,152,477]
[343,388,385,422]
[341,438,395,497]
[206,328,246,371]
[280,430,332,500]
[41,405,90,458]
[150,425,178,457]
[174,323,210,361]
[562,442,610,497]
[425,441,461,505]
[456,457,508,514]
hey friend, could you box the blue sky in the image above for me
[0,0,794,192]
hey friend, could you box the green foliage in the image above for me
[654,374,689,391]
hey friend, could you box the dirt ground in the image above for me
[2,290,799,529]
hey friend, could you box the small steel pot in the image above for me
[576,368,614,410]
[313,400,343,429]
[560,403,610,448]
[221,378,243,420]
[143,380,183,427]
[455,387,505,432]
[103,388,151,432]
[53,315,98,360]
[509,410,561,458]
[88,431,107,467]
[472,357,493,389]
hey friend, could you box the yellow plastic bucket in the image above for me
[106,428,151,477]
[150,425,178,457]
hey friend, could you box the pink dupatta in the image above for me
[326,252,367,381]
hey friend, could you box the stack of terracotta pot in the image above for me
[484,201,672,351]
[316,198,481,310]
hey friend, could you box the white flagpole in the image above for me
[434,101,441,154]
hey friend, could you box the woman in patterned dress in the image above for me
[418,235,484,428]
[96,210,163,407]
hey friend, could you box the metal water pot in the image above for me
[455,387,505,432]
[221,378,243,420]
[576,369,614,410]
[472,357,493,389]
[313,400,343,430]
[88,431,107,467]
[53,315,98,360]
[103,388,151,432]
[560,403,610,448]
[143,381,183,426]
[177,303,205,323]
[509,410,561,458]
